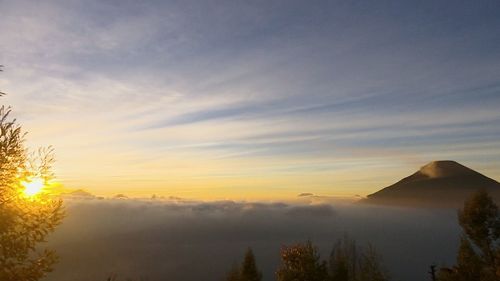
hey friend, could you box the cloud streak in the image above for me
[1,0,500,197]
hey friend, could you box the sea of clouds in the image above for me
[44,197,461,281]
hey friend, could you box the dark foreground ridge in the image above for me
[364,160,500,208]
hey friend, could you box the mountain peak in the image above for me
[418,160,476,179]
[364,160,500,208]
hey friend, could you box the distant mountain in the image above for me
[61,189,96,199]
[114,194,128,199]
[365,160,500,207]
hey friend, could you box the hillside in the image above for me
[365,161,500,207]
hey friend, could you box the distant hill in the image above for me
[364,160,500,208]
[61,189,96,199]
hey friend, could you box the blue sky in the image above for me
[1,0,500,199]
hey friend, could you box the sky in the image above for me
[1,0,500,199]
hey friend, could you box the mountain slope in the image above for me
[365,160,500,207]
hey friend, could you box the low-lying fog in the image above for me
[45,198,461,281]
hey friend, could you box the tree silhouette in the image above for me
[224,248,262,281]
[226,239,389,281]
[329,237,389,281]
[241,248,262,281]
[0,88,64,279]
[357,244,390,281]
[329,237,356,281]
[438,190,500,281]
[276,241,328,281]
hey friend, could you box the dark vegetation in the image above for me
[223,237,389,281]
[225,248,263,281]
[0,69,65,281]
[438,190,500,281]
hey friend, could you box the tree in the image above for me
[458,190,500,271]
[329,237,389,281]
[0,95,64,279]
[438,190,500,281]
[454,237,483,280]
[276,241,328,281]
[358,244,390,281]
[275,239,389,281]
[329,237,357,281]
[224,264,241,281]
[240,248,262,281]
[223,248,262,281]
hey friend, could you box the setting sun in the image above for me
[21,177,45,196]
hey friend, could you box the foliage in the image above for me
[274,238,389,281]
[357,244,390,281]
[276,241,328,281]
[458,190,500,269]
[224,248,262,281]
[0,103,64,280]
[329,237,356,281]
[438,190,500,281]
[329,237,390,281]
[225,263,242,281]
[241,248,263,281]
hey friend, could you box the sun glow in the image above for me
[21,177,45,196]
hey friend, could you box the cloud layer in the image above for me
[46,199,460,281]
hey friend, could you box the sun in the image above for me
[21,177,45,196]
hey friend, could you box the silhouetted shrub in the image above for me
[438,190,500,281]
[0,97,64,280]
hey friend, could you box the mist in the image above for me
[45,198,461,281]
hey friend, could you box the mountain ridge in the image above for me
[365,160,500,208]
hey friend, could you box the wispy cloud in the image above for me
[1,0,500,198]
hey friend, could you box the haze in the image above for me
[47,198,459,281]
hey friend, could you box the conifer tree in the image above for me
[223,248,262,281]
[240,248,262,281]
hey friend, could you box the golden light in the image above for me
[21,177,45,196]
